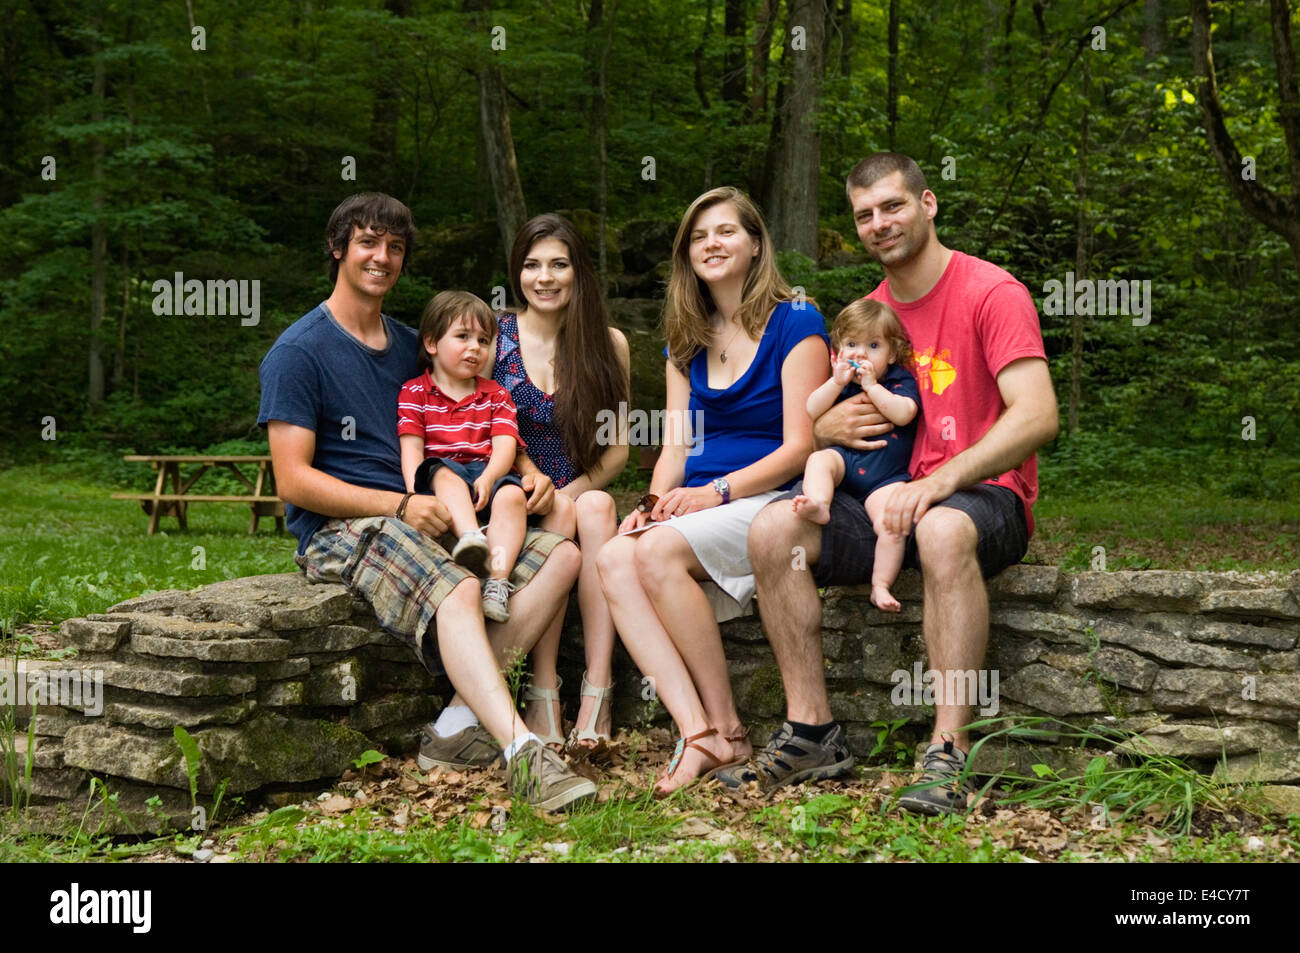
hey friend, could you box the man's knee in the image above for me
[915,508,978,578]
[749,501,819,572]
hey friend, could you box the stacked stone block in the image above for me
[13,565,1300,828]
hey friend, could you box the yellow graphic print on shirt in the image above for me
[913,347,956,395]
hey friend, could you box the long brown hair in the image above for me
[509,214,629,475]
[663,187,795,372]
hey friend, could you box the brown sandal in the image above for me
[701,725,751,782]
[654,728,720,800]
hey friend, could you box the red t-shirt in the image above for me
[867,251,1047,535]
[396,373,525,464]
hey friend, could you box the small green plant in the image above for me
[173,725,203,816]
[352,749,384,783]
[964,715,1246,835]
[867,718,912,768]
[500,647,528,708]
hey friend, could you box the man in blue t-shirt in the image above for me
[258,192,594,812]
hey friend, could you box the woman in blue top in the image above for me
[596,187,830,797]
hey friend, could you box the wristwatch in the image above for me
[711,477,731,504]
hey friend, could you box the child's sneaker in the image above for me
[451,529,490,577]
[481,577,513,623]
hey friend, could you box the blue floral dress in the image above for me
[493,312,580,489]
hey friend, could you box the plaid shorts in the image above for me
[295,517,564,674]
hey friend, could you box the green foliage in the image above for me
[172,725,203,813]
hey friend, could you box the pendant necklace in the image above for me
[717,321,744,364]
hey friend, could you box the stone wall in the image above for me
[11,566,1300,829]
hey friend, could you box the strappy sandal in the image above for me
[565,671,614,763]
[522,676,564,750]
[654,727,722,800]
[701,725,751,782]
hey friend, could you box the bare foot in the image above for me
[791,494,831,525]
[654,727,752,797]
[871,584,901,612]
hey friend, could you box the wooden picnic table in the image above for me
[113,455,286,535]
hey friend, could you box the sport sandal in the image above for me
[897,736,973,816]
[566,671,614,762]
[714,721,854,796]
[522,675,564,749]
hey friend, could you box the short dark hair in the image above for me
[325,192,417,284]
[845,153,928,201]
[416,291,496,371]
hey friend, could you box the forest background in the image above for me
[0,0,1296,536]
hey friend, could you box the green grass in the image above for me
[0,462,297,629]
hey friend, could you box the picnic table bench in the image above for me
[112,455,286,535]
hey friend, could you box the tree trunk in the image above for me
[1141,0,1165,56]
[839,0,853,79]
[749,0,776,121]
[89,25,106,408]
[368,0,412,193]
[772,0,827,256]
[477,65,527,271]
[1190,0,1300,273]
[590,0,618,289]
[723,0,746,105]
[887,0,899,151]
[1070,58,1090,436]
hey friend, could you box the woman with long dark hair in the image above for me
[487,213,630,756]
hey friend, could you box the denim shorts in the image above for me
[413,456,525,516]
[772,481,1029,586]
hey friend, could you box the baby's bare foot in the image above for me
[871,584,901,612]
[792,494,831,525]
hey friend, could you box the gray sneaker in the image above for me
[417,722,501,771]
[508,740,598,812]
[451,530,490,578]
[897,738,974,815]
[481,577,513,623]
[714,722,854,795]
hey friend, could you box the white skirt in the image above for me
[634,490,784,623]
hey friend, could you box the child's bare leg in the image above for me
[792,449,845,524]
[866,483,907,612]
[484,485,527,580]
[433,466,480,537]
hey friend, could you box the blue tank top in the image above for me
[680,301,830,489]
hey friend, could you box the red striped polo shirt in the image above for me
[397,372,525,463]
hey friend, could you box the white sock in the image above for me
[433,705,478,738]
[503,733,542,763]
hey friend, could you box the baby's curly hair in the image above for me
[831,298,913,369]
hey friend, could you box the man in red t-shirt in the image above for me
[725,154,1059,814]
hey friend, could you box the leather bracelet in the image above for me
[395,492,414,521]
